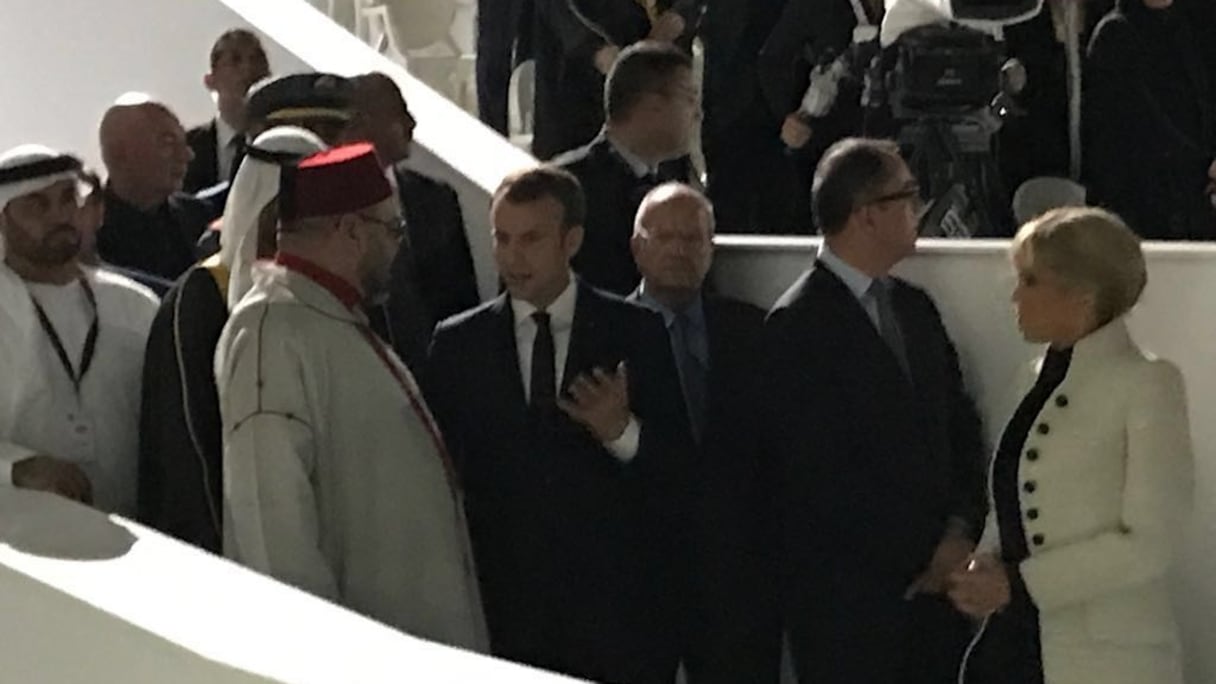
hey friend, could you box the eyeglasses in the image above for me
[358,213,408,240]
[863,187,926,218]
[866,187,922,207]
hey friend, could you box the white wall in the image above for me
[0,0,530,300]
[0,489,578,683]
[0,0,311,172]
[713,237,1216,683]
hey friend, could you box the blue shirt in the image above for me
[817,243,882,330]
[636,284,709,370]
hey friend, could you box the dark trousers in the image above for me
[789,593,971,684]
[703,102,810,235]
[476,0,529,135]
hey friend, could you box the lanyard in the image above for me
[29,277,99,395]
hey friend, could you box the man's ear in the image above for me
[203,72,216,92]
[337,213,362,241]
[564,224,585,260]
[629,231,644,262]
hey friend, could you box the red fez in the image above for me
[279,142,392,221]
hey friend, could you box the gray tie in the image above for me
[869,279,911,380]
[671,311,707,441]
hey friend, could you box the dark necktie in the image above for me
[530,311,557,418]
[672,311,708,441]
[869,279,912,380]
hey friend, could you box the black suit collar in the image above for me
[808,260,917,386]
[493,279,604,403]
[488,293,529,411]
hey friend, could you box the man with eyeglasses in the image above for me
[215,142,487,650]
[629,183,781,683]
[762,137,987,683]
[0,144,158,515]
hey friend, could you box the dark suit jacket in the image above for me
[398,168,480,323]
[425,282,693,683]
[762,262,986,683]
[630,292,782,684]
[531,0,703,159]
[1083,0,1216,239]
[369,168,481,375]
[97,187,213,281]
[700,0,785,133]
[555,136,690,295]
[184,120,220,194]
[757,0,871,166]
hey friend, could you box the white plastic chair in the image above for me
[1011,176,1088,226]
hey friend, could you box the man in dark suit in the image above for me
[554,41,698,296]
[97,96,215,281]
[699,0,801,234]
[183,29,270,193]
[758,0,880,231]
[530,0,702,159]
[193,72,358,258]
[349,72,482,371]
[629,183,781,683]
[763,138,987,683]
[476,0,533,136]
[425,166,693,683]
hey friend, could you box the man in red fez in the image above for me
[214,142,488,651]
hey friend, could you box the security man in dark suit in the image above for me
[530,0,703,159]
[758,0,881,231]
[425,165,693,683]
[763,138,987,683]
[630,182,781,683]
[183,29,270,193]
[348,72,481,372]
[699,0,800,234]
[193,72,358,258]
[476,0,533,136]
[554,41,699,296]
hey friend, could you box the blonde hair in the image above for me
[1012,206,1147,326]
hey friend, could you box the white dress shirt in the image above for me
[215,116,241,182]
[605,133,659,179]
[817,242,882,329]
[509,276,641,461]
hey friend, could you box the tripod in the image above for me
[898,112,1013,238]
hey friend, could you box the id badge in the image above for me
[66,413,97,464]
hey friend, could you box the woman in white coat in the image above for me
[948,206,1193,684]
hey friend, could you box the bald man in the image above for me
[347,72,480,372]
[629,183,781,684]
[96,95,215,280]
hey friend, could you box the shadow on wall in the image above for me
[0,489,136,561]
[0,489,288,682]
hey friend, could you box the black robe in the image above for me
[138,265,228,552]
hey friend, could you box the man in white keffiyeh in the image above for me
[136,126,325,553]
